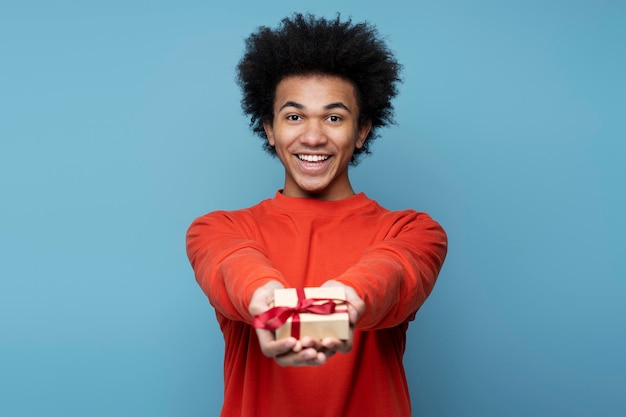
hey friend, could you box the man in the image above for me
[186,13,447,417]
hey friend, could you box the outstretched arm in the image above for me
[186,211,287,322]
[335,211,447,330]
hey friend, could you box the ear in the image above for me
[355,120,372,149]
[263,119,276,146]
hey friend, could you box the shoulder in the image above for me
[368,202,447,242]
[363,196,441,225]
[187,198,274,235]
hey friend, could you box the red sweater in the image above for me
[186,192,447,417]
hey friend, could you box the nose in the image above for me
[299,120,327,146]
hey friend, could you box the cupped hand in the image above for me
[320,280,365,355]
[249,281,322,366]
[249,280,365,367]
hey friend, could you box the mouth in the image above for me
[297,154,330,162]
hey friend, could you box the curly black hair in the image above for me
[236,13,402,165]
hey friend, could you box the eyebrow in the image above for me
[278,101,353,113]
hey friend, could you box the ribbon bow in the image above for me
[253,288,348,338]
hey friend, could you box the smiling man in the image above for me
[186,13,448,417]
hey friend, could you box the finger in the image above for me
[320,329,354,352]
[336,340,353,354]
[320,337,341,350]
[275,348,326,367]
[255,329,296,357]
[299,336,323,350]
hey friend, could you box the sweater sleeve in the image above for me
[336,211,448,330]
[186,210,287,323]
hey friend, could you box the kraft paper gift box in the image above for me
[273,287,350,341]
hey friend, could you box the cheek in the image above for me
[272,139,291,158]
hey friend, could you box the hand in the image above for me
[249,281,331,367]
[319,280,365,356]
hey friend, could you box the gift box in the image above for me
[272,287,350,341]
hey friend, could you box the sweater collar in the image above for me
[269,190,372,214]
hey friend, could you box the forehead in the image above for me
[273,74,358,109]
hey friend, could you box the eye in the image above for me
[287,114,301,121]
[327,115,341,122]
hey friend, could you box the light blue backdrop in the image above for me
[1,1,624,416]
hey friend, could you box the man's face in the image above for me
[263,74,371,201]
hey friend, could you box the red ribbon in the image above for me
[253,288,348,338]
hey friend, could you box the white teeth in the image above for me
[298,154,329,162]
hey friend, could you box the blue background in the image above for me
[1,1,624,416]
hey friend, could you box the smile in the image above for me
[298,154,330,162]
